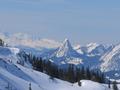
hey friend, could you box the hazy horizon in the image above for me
[0,0,120,44]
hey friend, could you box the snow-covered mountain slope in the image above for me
[75,43,113,56]
[55,39,80,58]
[42,40,109,68]
[48,39,84,65]
[72,43,114,70]
[74,45,84,54]
[74,43,100,55]
[86,43,113,56]
[0,46,20,63]
[100,44,120,78]
[0,46,32,68]
[86,43,99,53]
[0,57,110,90]
[34,39,110,70]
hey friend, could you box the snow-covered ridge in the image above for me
[86,43,99,53]
[100,44,120,78]
[0,61,109,90]
[0,46,30,66]
[74,45,84,54]
[0,46,20,63]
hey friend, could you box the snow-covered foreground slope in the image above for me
[0,61,110,90]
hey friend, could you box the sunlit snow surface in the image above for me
[0,63,109,90]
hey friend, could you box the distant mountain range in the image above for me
[0,33,120,79]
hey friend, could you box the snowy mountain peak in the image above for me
[86,43,99,53]
[62,38,72,49]
[87,43,98,47]
[74,45,81,50]
[55,39,80,58]
[74,45,84,54]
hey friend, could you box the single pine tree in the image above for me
[108,79,111,89]
[29,83,32,90]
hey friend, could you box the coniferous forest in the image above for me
[20,53,106,83]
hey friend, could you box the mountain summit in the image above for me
[55,39,80,58]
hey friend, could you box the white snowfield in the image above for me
[0,46,110,90]
[0,62,110,90]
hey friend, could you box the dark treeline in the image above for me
[0,38,5,46]
[24,54,106,83]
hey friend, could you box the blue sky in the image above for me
[0,0,120,44]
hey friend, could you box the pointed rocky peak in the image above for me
[61,38,73,50]
[55,39,80,57]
